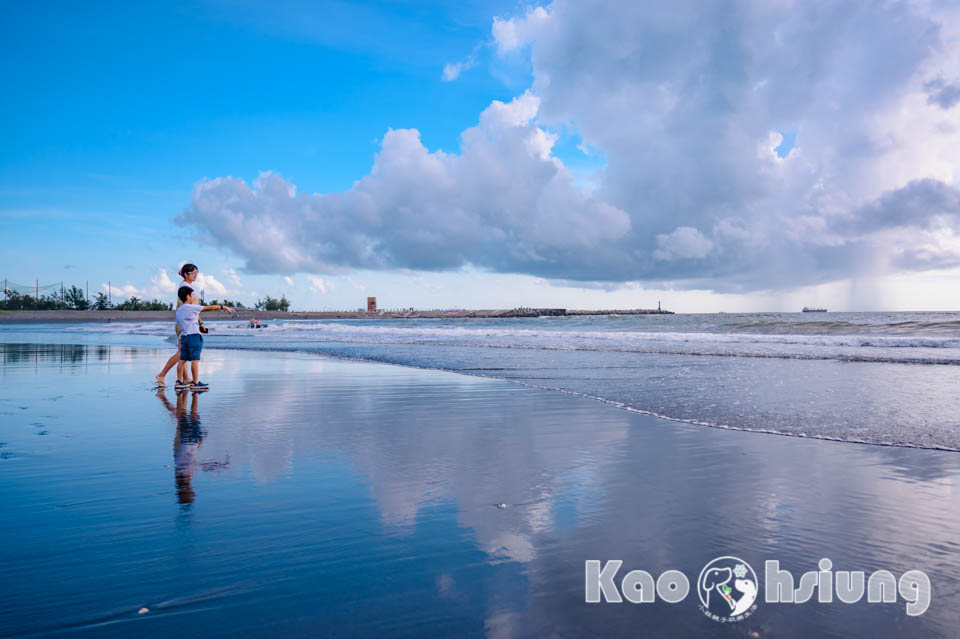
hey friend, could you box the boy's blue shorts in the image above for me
[180,333,203,361]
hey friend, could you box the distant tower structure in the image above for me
[658,300,661,311]
[367,296,377,313]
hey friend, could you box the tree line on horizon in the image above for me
[2,287,172,311]
[2,287,292,313]
[207,296,292,312]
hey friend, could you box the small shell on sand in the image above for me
[496,503,507,509]
[138,607,149,614]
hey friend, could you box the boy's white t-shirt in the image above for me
[174,281,196,336]
[176,303,203,336]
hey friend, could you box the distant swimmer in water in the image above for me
[249,318,256,328]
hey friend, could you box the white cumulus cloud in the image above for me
[193,273,227,296]
[151,268,177,294]
[101,283,141,299]
[178,91,631,281]
[442,62,465,81]
[307,275,328,294]
[176,0,960,293]
[223,267,244,288]
[492,6,549,53]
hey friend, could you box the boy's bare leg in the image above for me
[177,360,188,383]
[191,360,199,384]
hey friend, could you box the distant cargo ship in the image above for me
[802,307,827,313]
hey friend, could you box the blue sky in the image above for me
[1,0,523,307]
[3,1,959,311]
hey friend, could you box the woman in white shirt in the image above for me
[154,263,199,387]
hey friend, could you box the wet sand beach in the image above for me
[1,343,958,637]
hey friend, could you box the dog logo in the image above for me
[697,556,759,622]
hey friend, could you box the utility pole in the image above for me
[108,280,111,306]
[86,280,89,305]
[36,279,39,300]
[61,281,64,308]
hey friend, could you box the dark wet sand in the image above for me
[1,343,958,637]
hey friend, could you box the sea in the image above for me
[5,311,960,451]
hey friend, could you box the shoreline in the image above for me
[3,334,958,455]
[5,312,959,453]
[0,307,673,324]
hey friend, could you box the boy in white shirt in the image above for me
[154,262,200,388]
[175,286,233,389]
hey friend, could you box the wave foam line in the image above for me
[195,342,960,453]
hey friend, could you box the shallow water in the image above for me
[7,311,960,449]
[1,343,959,637]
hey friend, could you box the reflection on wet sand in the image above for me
[156,388,229,506]
[1,343,158,372]
[2,345,959,638]
[202,361,960,636]
[2,343,91,365]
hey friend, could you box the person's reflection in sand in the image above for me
[156,389,229,506]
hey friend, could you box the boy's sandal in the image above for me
[191,381,209,389]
